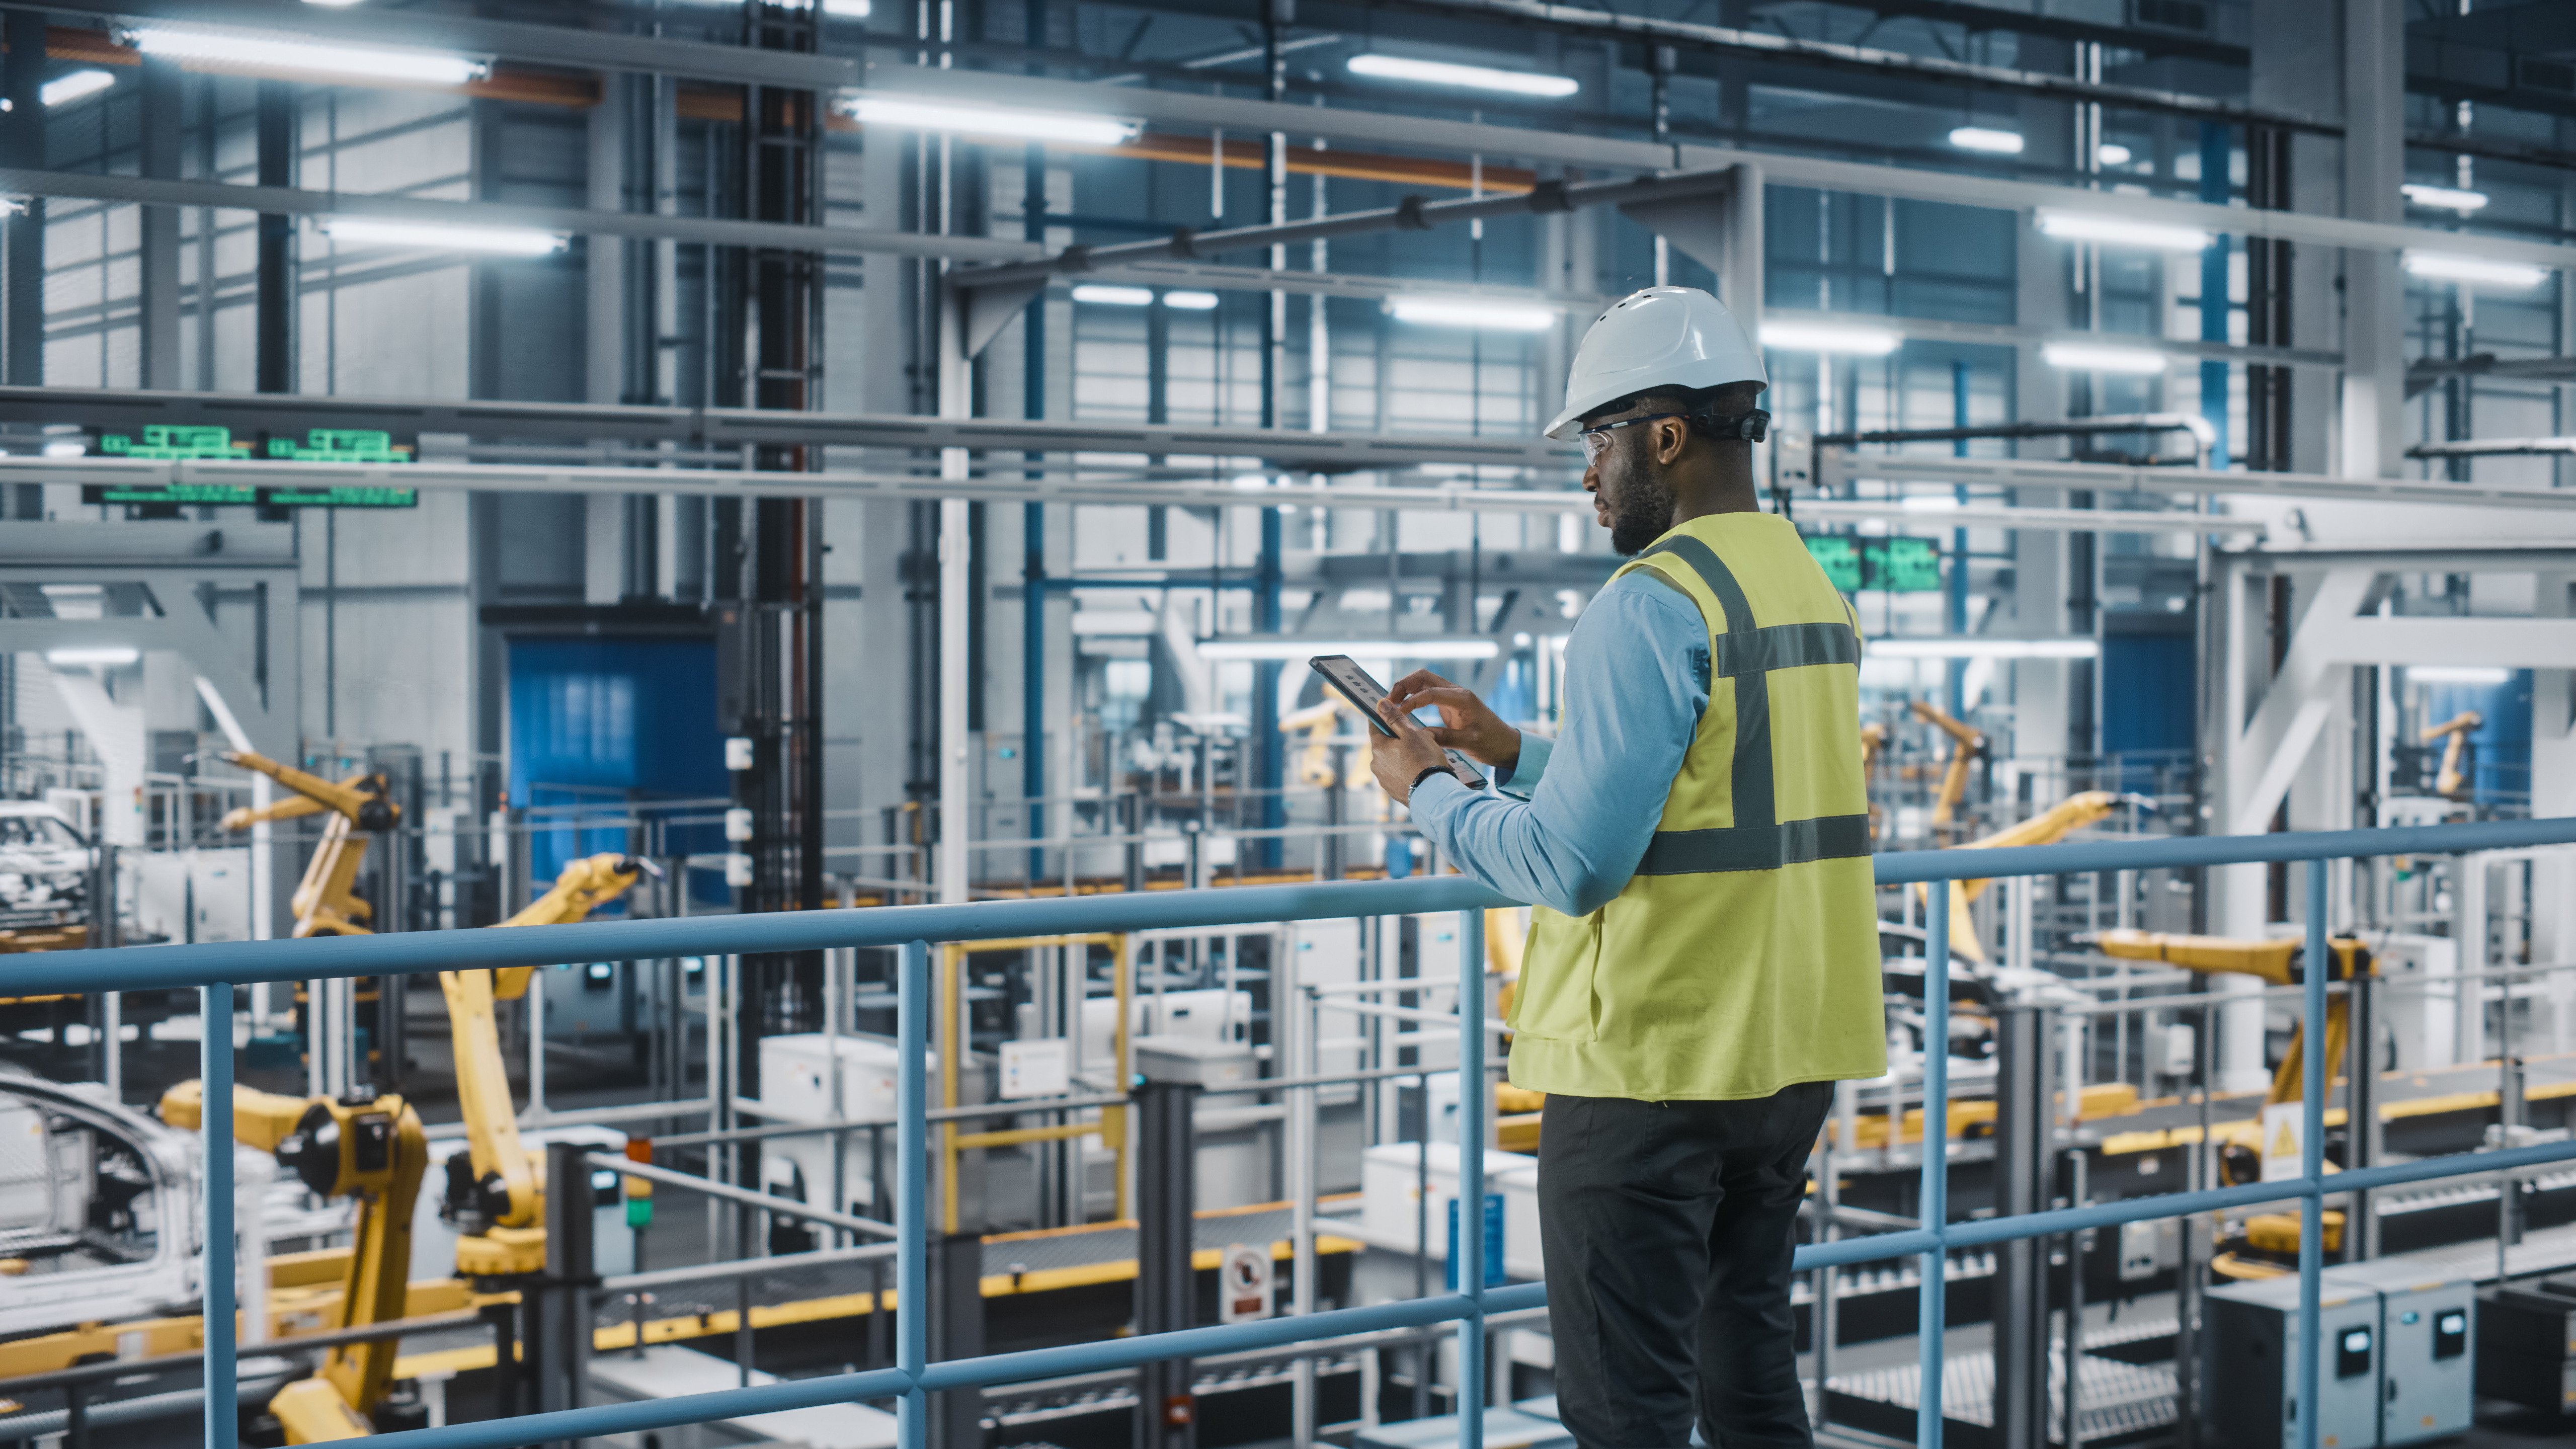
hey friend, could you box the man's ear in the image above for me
[1654,415,1693,467]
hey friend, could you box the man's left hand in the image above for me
[1368,698,1454,803]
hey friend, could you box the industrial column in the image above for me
[1135,1074,1201,1447]
[1,16,44,396]
[255,81,295,394]
[139,59,184,390]
[2337,0,2407,479]
[723,1,831,1085]
[1991,1004,2058,1449]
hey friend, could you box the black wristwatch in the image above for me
[1410,764,1460,796]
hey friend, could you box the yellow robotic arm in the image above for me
[1915,790,2145,963]
[1908,700,1985,829]
[154,854,651,1436]
[214,752,399,940]
[1279,698,1355,788]
[439,853,655,1275]
[158,1084,427,1443]
[2421,711,2480,799]
[2092,926,2370,1108]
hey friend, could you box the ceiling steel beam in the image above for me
[17,0,857,90]
[0,168,1039,264]
[1768,309,2344,371]
[863,66,2576,272]
[1359,0,2331,135]
[8,454,2265,534]
[1819,450,2576,511]
[955,166,1738,291]
[1053,261,1596,307]
[2405,437,2576,459]
[0,384,1573,471]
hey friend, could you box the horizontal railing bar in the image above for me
[362,1364,919,1449]
[594,1155,898,1239]
[15,818,2572,996]
[1866,817,2576,884]
[597,1241,899,1293]
[20,815,2576,990]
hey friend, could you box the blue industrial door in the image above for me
[2100,628,2194,792]
[507,638,729,897]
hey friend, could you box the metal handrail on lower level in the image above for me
[8,816,2576,1449]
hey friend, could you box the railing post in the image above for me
[1917,900,1949,1449]
[898,940,929,1448]
[203,979,236,1449]
[2297,863,2328,1449]
[1456,908,1486,1438]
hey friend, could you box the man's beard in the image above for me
[1607,467,1676,555]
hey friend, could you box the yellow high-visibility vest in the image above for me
[1507,511,1889,1100]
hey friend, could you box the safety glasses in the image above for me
[1577,411,1687,461]
[1577,408,1772,460]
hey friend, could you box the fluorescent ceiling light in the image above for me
[2401,183,2488,212]
[2096,143,2132,166]
[1762,320,1902,355]
[321,217,567,256]
[1386,296,1557,331]
[2403,252,2549,289]
[1070,284,1154,306]
[1899,495,1961,513]
[1346,53,1578,99]
[2041,342,2169,375]
[1162,290,1220,310]
[41,71,116,107]
[1949,127,2024,154]
[2406,665,2512,686]
[1869,637,2098,660]
[128,28,487,87]
[41,440,84,458]
[45,647,140,667]
[1195,637,1501,662]
[823,0,871,13]
[2037,211,2213,252]
[842,94,1140,146]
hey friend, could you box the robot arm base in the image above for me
[272,1372,374,1441]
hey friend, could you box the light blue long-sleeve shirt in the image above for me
[1408,569,1709,916]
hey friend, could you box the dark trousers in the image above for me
[1538,1083,1833,1449]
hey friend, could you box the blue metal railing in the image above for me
[9,815,2576,1449]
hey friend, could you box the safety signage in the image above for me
[2260,1101,2305,1182]
[1219,1243,1273,1323]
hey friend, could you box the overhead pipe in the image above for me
[2405,436,2576,459]
[947,164,1748,350]
[1819,413,2219,468]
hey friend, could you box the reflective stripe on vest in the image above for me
[1631,532,1871,877]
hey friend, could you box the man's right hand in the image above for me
[1386,670,1521,772]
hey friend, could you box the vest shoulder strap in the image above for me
[1630,528,1870,876]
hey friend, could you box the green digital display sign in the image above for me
[84,484,417,509]
[81,425,417,508]
[1806,534,1944,593]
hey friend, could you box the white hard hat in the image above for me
[1544,286,1766,440]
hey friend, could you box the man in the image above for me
[1365,285,1886,1449]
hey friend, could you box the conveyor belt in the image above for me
[1826,1341,2179,1448]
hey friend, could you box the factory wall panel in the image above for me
[297,494,476,773]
